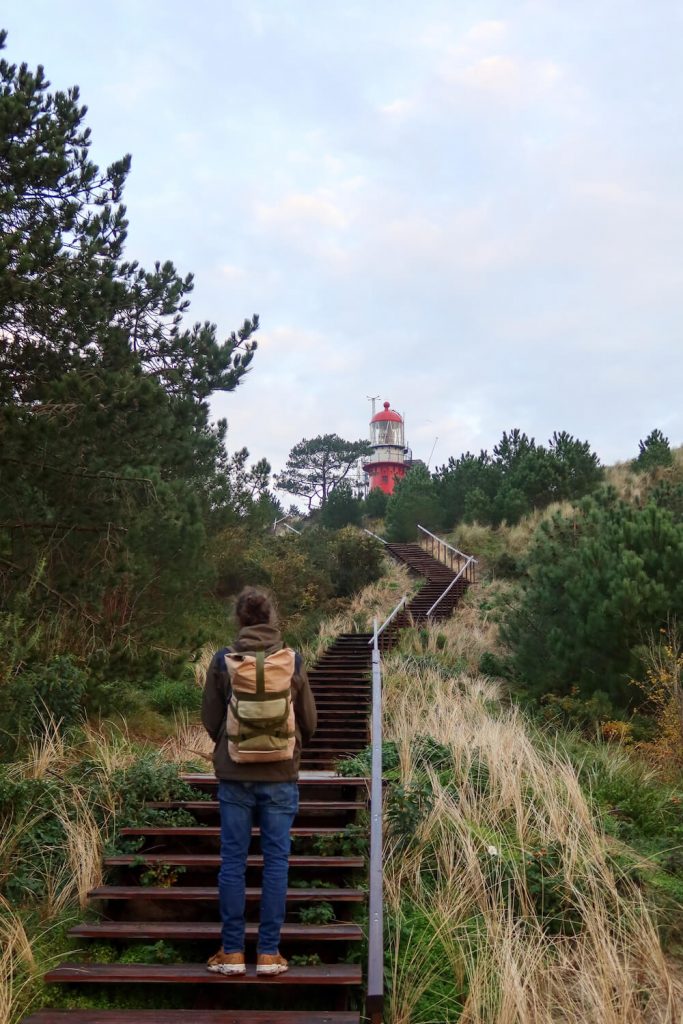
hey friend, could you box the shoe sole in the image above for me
[207,965,246,975]
[256,965,289,975]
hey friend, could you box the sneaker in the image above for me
[206,950,246,975]
[256,952,289,975]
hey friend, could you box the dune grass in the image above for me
[381,646,682,1022]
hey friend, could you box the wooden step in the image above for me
[119,826,349,838]
[105,855,364,869]
[24,1012,359,1024]
[70,922,363,942]
[88,886,365,903]
[45,962,362,986]
[145,801,365,813]
[180,776,368,786]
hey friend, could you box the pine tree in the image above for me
[275,434,371,510]
[0,32,260,665]
[502,489,683,706]
[634,429,673,472]
[386,465,442,542]
[320,483,363,529]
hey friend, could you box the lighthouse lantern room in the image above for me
[362,401,408,495]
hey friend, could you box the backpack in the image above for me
[222,646,297,763]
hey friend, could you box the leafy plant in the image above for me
[139,863,186,888]
[298,902,335,924]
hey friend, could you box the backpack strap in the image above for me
[294,651,302,675]
[255,650,266,695]
[215,647,231,674]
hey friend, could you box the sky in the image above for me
[5,1,682,481]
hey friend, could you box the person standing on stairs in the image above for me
[201,586,317,977]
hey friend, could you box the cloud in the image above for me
[220,264,246,281]
[255,191,350,231]
[443,55,563,104]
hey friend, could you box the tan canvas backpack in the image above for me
[225,647,296,763]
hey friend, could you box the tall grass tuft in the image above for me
[382,632,683,1022]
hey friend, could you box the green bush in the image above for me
[0,656,88,754]
[502,489,683,708]
[363,487,388,519]
[147,677,201,715]
[386,465,443,542]
[320,483,362,529]
[307,526,384,599]
[634,429,673,472]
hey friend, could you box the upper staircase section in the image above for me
[387,542,473,622]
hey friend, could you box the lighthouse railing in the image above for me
[417,524,477,581]
[363,527,388,545]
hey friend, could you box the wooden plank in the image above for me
[88,886,365,902]
[104,855,364,869]
[145,801,365,812]
[45,962,363,985]
[118,826,347,837]
[179,776,368,785]
[24,1012,360,1023]
[70,922,362,941]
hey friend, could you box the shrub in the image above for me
[386,465,443,542]
[502,490,683,708]
[363,487,388,519]
[320,483,362,529]
[0,656,88,754]
[634,429,673,472]
[635,625,683,776]
[147,678,201,715]
[320,527,384,598]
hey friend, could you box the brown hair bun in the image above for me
[235,587,277,627]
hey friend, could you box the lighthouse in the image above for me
[362,401,408,495]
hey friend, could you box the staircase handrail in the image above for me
[366,618,384,1024]
[426,557,475,618]
[417,524,476,564]
[271,515,302,535]
[363,527,388,545]
[368,593,408,645]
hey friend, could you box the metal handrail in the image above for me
[417,524,476,563]
[426,557,474,618]
[272,516,302,535]
[363,527,388,545]
[366,617,384,1024]
[368,593,408,645]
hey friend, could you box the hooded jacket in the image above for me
[201,622,317,782]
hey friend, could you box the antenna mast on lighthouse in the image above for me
[366,395,380,441]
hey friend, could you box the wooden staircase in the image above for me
[22,539,472,1024]
[387,542,470,622]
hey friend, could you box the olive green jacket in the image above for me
[201,623,317,782]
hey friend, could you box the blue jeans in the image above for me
[217,779,299,955]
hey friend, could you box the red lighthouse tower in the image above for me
[362,401,408,495]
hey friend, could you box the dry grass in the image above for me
[57,789,107,910]
[160,709,214,764]
[381,646,683,1022]
[0,896,77,1024]
[399,580,513,674]
[0,899,35,1024]
[191,641,219,689]
[606,445,683,504]
[10,710,70,782]
[301,557,417,664]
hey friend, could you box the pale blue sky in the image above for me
[5,2,682,474]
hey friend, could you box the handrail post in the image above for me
[366,617,384,1023]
